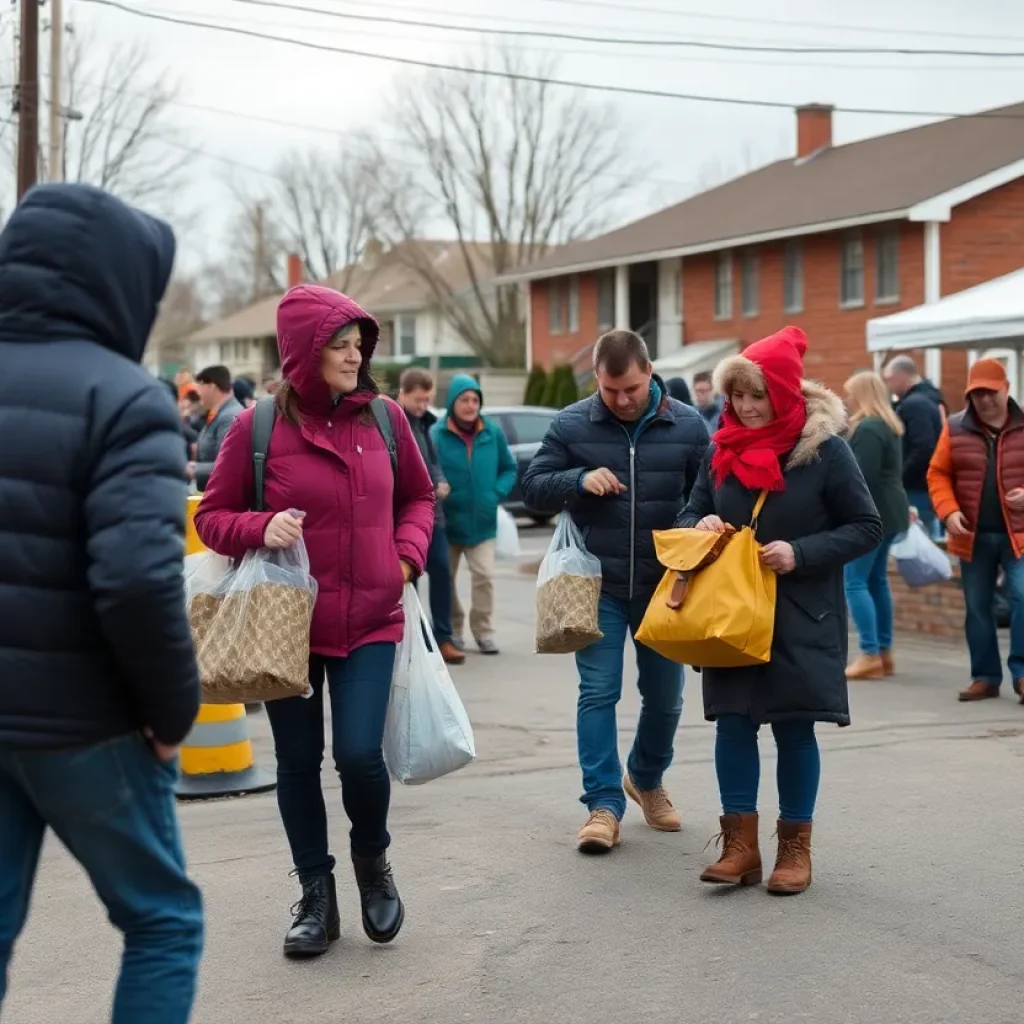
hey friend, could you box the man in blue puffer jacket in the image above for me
[0,183,203,1022]
[523,330,709,854]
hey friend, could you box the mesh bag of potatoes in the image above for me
[535,512,604,654]
[185,544,317,703]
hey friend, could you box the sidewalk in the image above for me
[6,574,1024,1024]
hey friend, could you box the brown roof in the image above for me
[516,101,1024,278]
[186,239,498,345]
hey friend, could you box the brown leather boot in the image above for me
[440,641,466,665]
[623,773,681,832]
[700,813,761,886]
[766,820,812,895]
[846,655,885,680]
[880,650,895,676]
[958,680,1000,702]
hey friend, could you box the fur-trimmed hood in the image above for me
[713,351,847,469]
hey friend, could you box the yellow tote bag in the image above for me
[636,491,776,668]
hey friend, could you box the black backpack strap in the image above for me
[251,396,276,511]
[369,396,398,477]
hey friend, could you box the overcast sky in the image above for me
[14,0,1024,271]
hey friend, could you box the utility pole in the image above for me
[48,0,62,182]
[15,0,40,200]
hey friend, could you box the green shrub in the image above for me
[540,366,561,408]
[554,365,579,408]
[524,365,548,405]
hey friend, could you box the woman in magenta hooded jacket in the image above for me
[194,285,434,959]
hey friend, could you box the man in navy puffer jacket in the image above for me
[523,330,709,854]
[0,184,203,1023]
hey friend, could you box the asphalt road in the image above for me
[6,558,1024,1024]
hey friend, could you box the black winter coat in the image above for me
[0,183,201,749]
[896,381,944,492]
[676,382,882,726]
[522,379,710,601]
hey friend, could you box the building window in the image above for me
[568,275,580,333]
[674,264,683,317]
[783,240,803,313]
[741,251,759,317]
[596,269,615,329]
[840,233,865,307]
[714,252,733,319]
[549,279,566,334]
[875,227,899,303]
[398,315,416,356]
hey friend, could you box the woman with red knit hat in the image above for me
[675,327,881,894]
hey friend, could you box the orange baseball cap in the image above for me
[966,358,1008,395]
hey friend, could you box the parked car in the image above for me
[481,405,561,523]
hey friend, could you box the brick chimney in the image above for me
[796,104,833,159]
[286,253,305,289]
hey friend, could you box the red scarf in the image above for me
[711,327,809,492]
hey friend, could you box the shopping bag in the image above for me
[535,511,603,654]
[186,540,317,703]
[495,506,521,561]
[636,492,776,668]
[891,521,952,587]
[384,585,476,784]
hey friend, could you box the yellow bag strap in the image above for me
[750,490,769,533]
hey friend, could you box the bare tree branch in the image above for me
[370,45,642,366]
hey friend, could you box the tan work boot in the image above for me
[576,809,620,854]
[959,680,1000,702]
[700,813,762,886]
[623,773,681,832]
[880,649,895,676]
[766,820,813,895]
[846,654,885,680]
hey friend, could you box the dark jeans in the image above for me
[0,733,204,1023]
[265,644,396,879]
[574,593,684,820]
[960,532,1024,687]
[844,533,899,655]
[715,715,821,823]
[425,524,453,644]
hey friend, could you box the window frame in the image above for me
[596,268,615,330]
[714,251,733,320]
[783,240,804,313]
[568,275,580,333]
[874,226,900,304]
[398,315,417,356]
[740,250,759,318]
[549,279,566,335]
[840,233,865,309]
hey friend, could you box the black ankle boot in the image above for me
[352,854,405,944]
[283,873,340,958]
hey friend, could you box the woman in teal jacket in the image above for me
[431,374,518,654]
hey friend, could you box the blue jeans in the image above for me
[425,524,453,644]
[0,733,203,1023]
[265,644,396,879]
[715,715,821,823]
[960,532,1024,687]
[574,593,684,819]
[907,488,942,540]
[844,534,898,655]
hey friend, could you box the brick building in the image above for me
[508,101,1024,407]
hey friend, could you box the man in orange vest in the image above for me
[928,359,1024,702]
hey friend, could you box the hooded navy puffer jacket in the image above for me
[0,183,200,749]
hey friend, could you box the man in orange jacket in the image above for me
[927,359,1024,703]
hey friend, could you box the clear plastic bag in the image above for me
[535,511,604,654]
[384,585,476,784]
[495,506,521,561]
[890,522,953,587]
[186,540,318,703]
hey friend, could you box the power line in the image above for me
[201,0,1024,57]
[76,1,1024,120]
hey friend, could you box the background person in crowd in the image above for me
[431,374,517,656]
[692,370,724,434]
[883,356,945,538]
[927,359,1024,703]
[398,368,464,666]
[678,327,880,895]
[665,376,692,405]
[233,375,257,409]
[523,330,709,854]
[843,371,910,680]
[194,285,435,959]
[0,183,203,1023]
[191,364,243,491]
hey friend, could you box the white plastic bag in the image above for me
[891,522,953,587]
[535,511,604,654]
[384,585,476,784]
[495,506,521,561]
[185,540,318,702]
